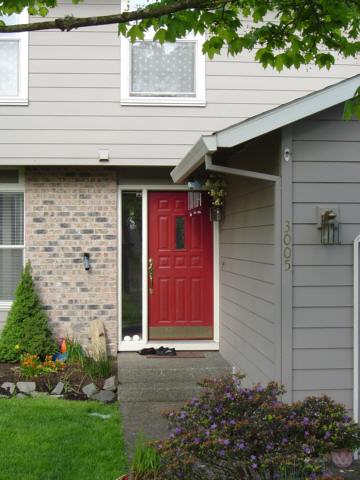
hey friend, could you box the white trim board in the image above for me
[353,233,360,423]
[171,74,360,183]
[0,301,12,311]
[117,185,220,352]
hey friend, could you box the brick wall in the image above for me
[25,167,118,355]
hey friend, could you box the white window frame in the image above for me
[0,168,25,310]
[120,0,206,106]
[0,10,29,105]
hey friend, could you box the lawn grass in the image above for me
[0,397,127,480]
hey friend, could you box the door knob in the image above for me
[148,257,154,294]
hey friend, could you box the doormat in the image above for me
[146,351,206,359]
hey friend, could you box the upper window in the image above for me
[120,1,205,106]
[0,11,28,105]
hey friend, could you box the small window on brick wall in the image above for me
[0,170,24,303]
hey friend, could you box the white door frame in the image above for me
[118,185,220,351]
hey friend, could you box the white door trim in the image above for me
[118,186,220,351]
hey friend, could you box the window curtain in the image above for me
[0,41,19,97]
[131,41,196,96]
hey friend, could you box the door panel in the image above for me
[148,191,213,340]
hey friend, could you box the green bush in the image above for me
[157,375,360,479]
[131,435,163,480]
[0,261,57,362]
[66,336,113,380]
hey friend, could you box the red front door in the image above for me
[148,192,213,340]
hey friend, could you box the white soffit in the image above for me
[171,74,360,183]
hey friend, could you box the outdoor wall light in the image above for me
[83,253,91,271]
[317,206,341,245]
[187,180,202,189]
[98,149,109,162]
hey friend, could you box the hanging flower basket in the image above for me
[205,174,227,222]
[210,205,223,222]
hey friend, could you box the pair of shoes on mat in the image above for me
[156,346,176,356]
[138,346,176,356]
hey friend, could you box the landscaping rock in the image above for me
[17,382,36,394]
[91,390,116,404]
[30,391,49,398]
[82,383,98,398]
[103,376,116,392]
[1,382,15,395]
[16,393,28,398]
[51,382,64,396]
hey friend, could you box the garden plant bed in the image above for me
[0,360,118,401]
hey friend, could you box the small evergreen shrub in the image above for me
[157,374,360,479]
[0,261,57,362]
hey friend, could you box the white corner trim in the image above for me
[353,233,360,423]
[213,221,220,344]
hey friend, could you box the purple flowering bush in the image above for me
[156,374,360,479]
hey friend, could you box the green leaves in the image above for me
[0,261,56,362]
[344,87,360,121]
[0,0,359,120]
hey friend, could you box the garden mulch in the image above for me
[0,361,116,399]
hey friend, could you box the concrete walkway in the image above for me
[117,352,231,452]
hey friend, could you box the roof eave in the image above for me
[216,74,360,148]
[171,135,217,184]
[171,74,360,183]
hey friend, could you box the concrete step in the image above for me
[118,383,203,402]
[118,365,231,385]
[120,401,183,451]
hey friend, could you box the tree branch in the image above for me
[0,0,231,33]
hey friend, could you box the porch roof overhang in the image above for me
[171,74,360,184]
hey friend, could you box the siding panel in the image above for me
[0,0,358,167]
[220,176,277,384]
[292,108,360,409]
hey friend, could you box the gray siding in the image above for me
[0,310,7,331]
[219,176,277,386]
[292,104,360,410]
[0,1,359,166]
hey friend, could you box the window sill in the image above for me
[121,97,207,107]
[0,97,29,106]
[0,301,12,311]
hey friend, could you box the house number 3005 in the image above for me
[283,220,292,271]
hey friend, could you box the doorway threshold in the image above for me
[118,340,219,352]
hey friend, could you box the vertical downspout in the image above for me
[353,234,360,423]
